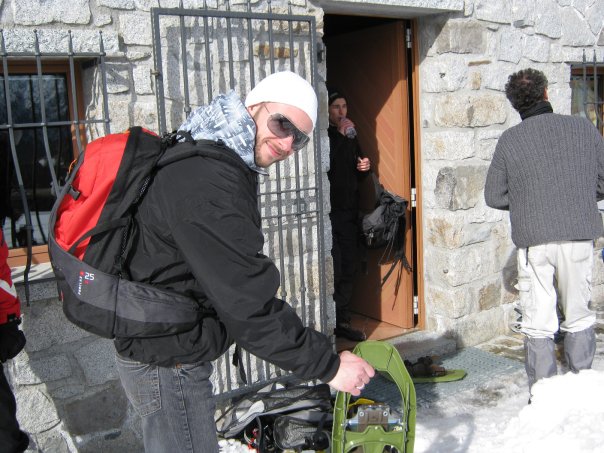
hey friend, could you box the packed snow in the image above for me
[415,366,604,452]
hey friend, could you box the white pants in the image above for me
[517,241,596,339]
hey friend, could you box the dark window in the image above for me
[1,62,86,264]
[570,64,604,135]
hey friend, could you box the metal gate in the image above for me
[150,3,329,398]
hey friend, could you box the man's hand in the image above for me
[337,117,355,136]
[0,320,26,363]
[357,157,371,172]
[327,350,375,396]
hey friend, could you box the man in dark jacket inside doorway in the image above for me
[485,68,604,395]
[327,90,371,342]
[114,71,374,452]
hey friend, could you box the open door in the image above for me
[325,20,414,328]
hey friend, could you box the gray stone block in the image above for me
[119,12,153,45]
[535,2,562,38]
[434,165,489,211]
[78,427,143,453]
[425,282,479,319]
[445,307,507,347]
[523,35,550,63]
[63,382,128,435]
[21,298,91,353]
[48,382,87,400]
[427,242,494,287]
[15,280,58,304]
[423,130,475,160]
[74,339,119,386]
[14,354,72,385]
[16,387,60,434]
[434,20,487,54]
[561,8,596,46]
[106,64,131,94]
[434,93,507,128]
[13,0,91,25]
[478,280,502,311]
[1,28,119,54]
[31,425,72,453]
[133,65,153,94]
[98,0,135,9]
[498,29,523,64]
[425,214,492,249]
[474,0,511,24]
[421,55,468,93]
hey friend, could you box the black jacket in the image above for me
[114,144,339,383]
[328,125,364,212]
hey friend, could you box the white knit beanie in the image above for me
[244,71,318,130]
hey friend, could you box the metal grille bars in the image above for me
[0,30,110,299]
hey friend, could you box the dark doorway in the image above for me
[324,15,419,347]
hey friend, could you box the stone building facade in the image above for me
[1,0,603,451]
[418,0,604,345]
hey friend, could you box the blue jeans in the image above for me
[116,354,218,453]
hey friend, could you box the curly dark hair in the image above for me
[504,68,548,112]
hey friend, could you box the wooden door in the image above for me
[326,21,414,328]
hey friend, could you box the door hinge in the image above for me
[410,187,417,208]
[405,27,412,49]
[413,295,419,315]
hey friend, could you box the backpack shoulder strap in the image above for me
[369,172,385,205]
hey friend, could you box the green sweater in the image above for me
[485,113,604,248]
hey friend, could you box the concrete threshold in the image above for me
[387,330,458,362]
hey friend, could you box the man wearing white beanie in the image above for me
[114,70,374,452]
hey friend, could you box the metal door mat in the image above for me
[361,347,524,408]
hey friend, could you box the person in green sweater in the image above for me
[485,68,604,396]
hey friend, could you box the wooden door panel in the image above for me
[326,22,414,328]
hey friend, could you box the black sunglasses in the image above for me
[263,105,310,151]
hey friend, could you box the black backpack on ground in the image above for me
[48,127,235,339]
[215,382,333,451]
[360,172,412,287]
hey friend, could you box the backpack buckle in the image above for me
[69,185,81,200]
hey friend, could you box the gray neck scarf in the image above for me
[178,90,267,175]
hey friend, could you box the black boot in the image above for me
[334,323,366,342]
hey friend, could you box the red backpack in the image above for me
[49,127,236,338]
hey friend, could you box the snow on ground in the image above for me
[415,350,604,453]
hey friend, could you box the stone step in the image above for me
[13,263,58,303]
[387,330,458,362]
[16,279,58,306]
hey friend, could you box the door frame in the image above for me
[409,21,425,330]
[324,17,425,330]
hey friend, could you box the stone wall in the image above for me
[418,0,604,346]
